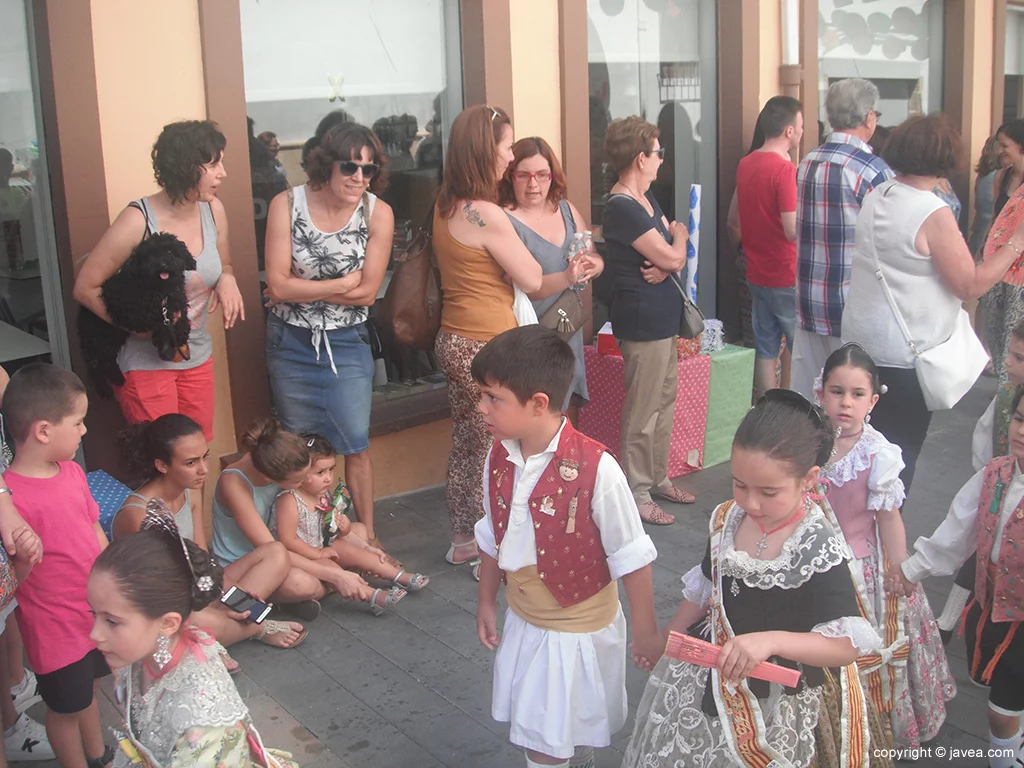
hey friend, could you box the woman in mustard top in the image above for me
[433,105,542,576]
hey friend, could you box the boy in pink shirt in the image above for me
[3,364,111,768]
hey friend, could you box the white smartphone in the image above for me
[219,586,272,624]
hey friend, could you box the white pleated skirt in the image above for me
[492,605,628,759]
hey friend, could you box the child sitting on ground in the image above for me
[271,434,428,592]
[473,326,660,768]
[2,364,112,768]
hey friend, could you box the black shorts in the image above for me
[36,649,110,714]
[965,601,1024,715]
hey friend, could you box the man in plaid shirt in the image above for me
[791,78,893,397]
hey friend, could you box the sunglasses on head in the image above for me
[336,160,379,179]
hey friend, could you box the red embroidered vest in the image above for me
[487,422,612,608]
[976,456,1024,623]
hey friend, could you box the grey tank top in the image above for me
[117,197,223,372]
[113,489,194,541]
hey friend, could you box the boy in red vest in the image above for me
[472,326,660,768]
[892,384,1024,768]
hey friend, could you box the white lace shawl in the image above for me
[822,424,906,512]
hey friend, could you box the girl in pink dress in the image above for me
[815,343,956,749]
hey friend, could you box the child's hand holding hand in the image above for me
[630,630,667,673]
[885,563,915,598]
[477,600,500,650]
[0,502,42,566]
[718,632,777,684]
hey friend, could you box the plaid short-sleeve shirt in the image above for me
[795,133,893,337]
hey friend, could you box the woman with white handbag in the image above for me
[842,115,1024,491]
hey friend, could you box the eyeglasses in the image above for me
[336,160,379,179]
[512,170,551,184]
[648,147,666,159]
[872,110,883,120]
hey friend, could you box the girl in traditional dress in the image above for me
[815,344,955,748]
[624,390,890,768]
[88,502,298,768]
[892,386,1024,768]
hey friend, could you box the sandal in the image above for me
[220,649,241,674]
[279,599,321,622]
[87,745,115,768]
[256,619,309,649]
[654,484,696,504]
[445,539,481,566]
[369,536,402,568]
[370,586,407,616]
[394,570,430,591]
[471,562,480,582]
[638,501,675,525]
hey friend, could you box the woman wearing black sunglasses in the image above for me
[263,122,396,559]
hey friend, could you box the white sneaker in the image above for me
[10,669,40,714]
[4,713,55,761]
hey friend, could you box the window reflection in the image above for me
[239,0,461,404]
[818,0,945,128]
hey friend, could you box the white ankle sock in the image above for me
[526,758,568,768]
[989,729,1022,768]
[937,584,971,632]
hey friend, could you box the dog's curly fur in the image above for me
[78,232,196,399]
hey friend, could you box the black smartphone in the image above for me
[220,586,272,624]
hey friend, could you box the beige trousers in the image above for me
[617,337,678,504]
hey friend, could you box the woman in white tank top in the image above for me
[842,115,1024,492]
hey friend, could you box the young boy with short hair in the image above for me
[2,364,111,768]
[473,326,660,768]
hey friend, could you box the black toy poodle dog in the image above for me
[78,232,196,399]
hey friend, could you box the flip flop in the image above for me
[256,619,309,649]
[654,484,696,504]
[638,501,675,525]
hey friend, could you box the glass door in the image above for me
[0,0,70,375]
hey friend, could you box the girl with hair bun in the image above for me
[211,419,370,621]
[623,390,892,768]
[815,344,955,749]
[89,506,298,768]
[115,414,307,656]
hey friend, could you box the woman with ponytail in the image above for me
[89,504,298,767]
[211,419,390,619]
[115,414,307,654]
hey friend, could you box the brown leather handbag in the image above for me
[377,205,442,350]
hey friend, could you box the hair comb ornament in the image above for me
[140,499,213,592]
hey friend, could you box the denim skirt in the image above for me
[265,312,373,454]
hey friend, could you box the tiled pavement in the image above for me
[12,378,1000,767]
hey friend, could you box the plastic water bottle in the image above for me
[567,232,589,291]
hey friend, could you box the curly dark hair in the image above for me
[151,120,227,204]
[117,414,204,486]
[94,529,223,617]
[305,123,388,195]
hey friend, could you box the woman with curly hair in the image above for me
[263,122,393,554]
[74,120,244,442]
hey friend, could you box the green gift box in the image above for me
[703,345,755,468]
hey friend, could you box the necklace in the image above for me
[754,507,806,558]
[615,182,652,213]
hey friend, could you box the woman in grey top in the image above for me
[74,121,244,442]
[499,137,602,413]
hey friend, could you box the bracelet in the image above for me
[0,487,10,498]
[1009,240,1023,257]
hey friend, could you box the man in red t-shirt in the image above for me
[732,96,803,396]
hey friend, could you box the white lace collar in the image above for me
[821,423,887,488]
[719,503,851,590]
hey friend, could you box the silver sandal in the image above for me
[394,570,430,592]
[370,586,407,616]
[256,619,308,649]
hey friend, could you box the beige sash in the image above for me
[505,566,619,633]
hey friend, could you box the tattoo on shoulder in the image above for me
[463,201,486,228]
